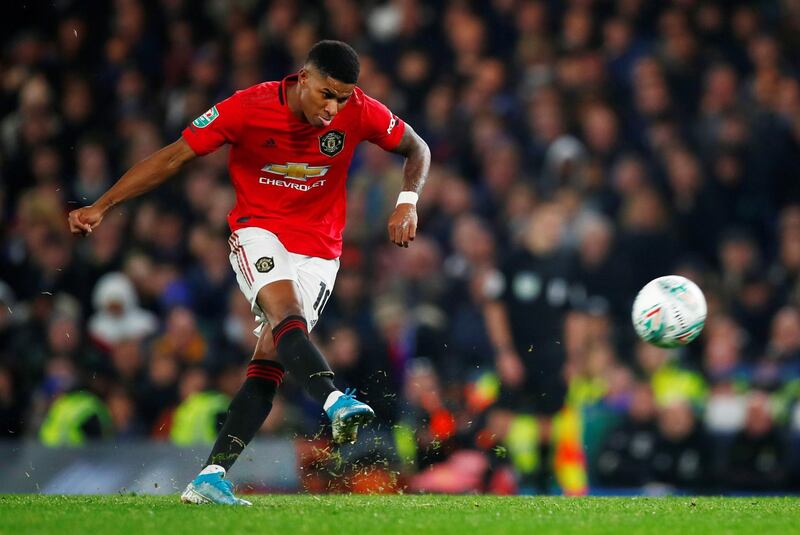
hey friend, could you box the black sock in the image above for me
[272,315,336,405]
[204,359,284,471]
[535,441,553,493]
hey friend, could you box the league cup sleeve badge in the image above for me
[192,106,219,128]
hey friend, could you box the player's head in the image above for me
[297,40,360,128]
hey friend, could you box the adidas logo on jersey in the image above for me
[262,138,277,147]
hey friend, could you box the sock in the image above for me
[323,390,344,412]
[204,359,284,472]
[535,441,553,492]
[200,464,225,476]
[272,315,337,405]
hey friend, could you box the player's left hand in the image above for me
[387,203,417,248]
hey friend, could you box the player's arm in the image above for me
[387,124,430,248]
[68,138,197,235]
[484,300,526,388]
[480,270,526,388]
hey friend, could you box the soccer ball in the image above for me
[631,275,707,348]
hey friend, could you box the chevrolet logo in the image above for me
[261,162,330,181]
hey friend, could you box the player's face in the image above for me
[298,67,355,128]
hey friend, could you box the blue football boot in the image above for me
[180,465,252,506]
[325,388,375,444]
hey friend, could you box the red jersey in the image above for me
[181,75,405,259]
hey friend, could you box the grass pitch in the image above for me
[1,494,798,535]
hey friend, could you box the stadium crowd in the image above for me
[2,0,800,494]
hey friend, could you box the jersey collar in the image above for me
[279,73,299,106]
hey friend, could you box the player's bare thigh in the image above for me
[251,279,305,360]
[252,327,277,360]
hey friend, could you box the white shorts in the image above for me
[228,227,339,337]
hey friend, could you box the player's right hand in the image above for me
[67,205,104,236]
[496,348,525,388]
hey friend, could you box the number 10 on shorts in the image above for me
[313,282,331,313]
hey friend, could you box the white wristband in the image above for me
[396,191,419,206]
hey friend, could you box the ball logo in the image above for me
[192,106,219,128]
[640,305,664,341]
[632,275,707,348]
[255,256,274,273]
[319,130,345,157]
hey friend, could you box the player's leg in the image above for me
[291,255,375,443]
[524,356,570,494]
[255,277,375,444]
[182,229,289,506]
[488,370,546,493]
[256,279,337,404]
[228,228,372,442]
[203,330,283,472]
[182,331,284,506]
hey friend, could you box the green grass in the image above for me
[1,495,799,535]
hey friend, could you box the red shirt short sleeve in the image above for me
[181,92,245,156]
[175,80,411,259]
[359,93,405,150]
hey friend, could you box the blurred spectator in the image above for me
[169,367,228,445]
[78,208,128,283]
[139,352,179,434]
[664,145,725,261]
[347,143,405,245]
[573,212,632,323]
[185,226,235,326]
[151,307,208,365]
[219,288,259,363]
[88,272,157,351]
[0,366,24,439]
[0,282,19,361]
[719,391,787,491]
[324,323,395,422]
[617,188,679,291]
[399,358,458,469]
[635,340,707,409]
[107,386,143,439]
[649,399,710,491]
[73,138,112,204]
[702,315,750,383]
[753,306,800,388]
[38,381,113,447]
[596,382,658,487]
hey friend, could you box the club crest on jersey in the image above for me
[255,257,274,273]
[319,130,345,157]
[192,106,219,128]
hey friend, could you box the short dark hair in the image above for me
[306,40,360,84]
